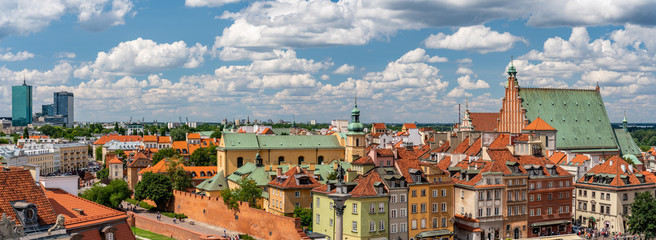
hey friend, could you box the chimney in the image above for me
[308,164,315,176]
[264,165,270,172]
[276,166,283,176]
[333,161,338,170]
[346,169,358,182]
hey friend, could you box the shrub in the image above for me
[139,201,155,210]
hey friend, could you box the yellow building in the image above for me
[58,143,88,172]
[216,133,344,175]
[25,150,57,175]
[345,100,365,162]
[267,165,322,216]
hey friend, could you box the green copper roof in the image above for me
[220,133,342,150]
[195,171,227,191]
[519,88,618,150]
[614,129,642,157]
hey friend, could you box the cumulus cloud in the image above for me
[333,64,355,74]
[0,48,34,61]
[250,49,330,74]
[456,67,473,75]
[56,52,76,59]
[0,0,133,38]
[0,62,73,85]
[185,0,240,7]
[425,25,526,53]
[76,38,208,77]
[457,75,490,89]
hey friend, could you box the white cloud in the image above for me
[250,49,330,74]
[0,62,73,85]
[185,0,240,7]
[56,52,76,59]
[425,25,526,53]
[320,74,330,80]
[0,48,34,61]
[456,67,473,75]
[77,38,208,77]
[216,47,276,61]
[446,88,470,98]
[0,0,133,38]
[397,48,447,64]
[457,58,473,64]
[333,64,355,74]
[457,75,489,89]
[526,0,656,27]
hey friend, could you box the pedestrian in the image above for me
[173,218,176,224]
[223,229,226,237]
[157,212,161,221]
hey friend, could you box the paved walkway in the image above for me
[122,201,261,240]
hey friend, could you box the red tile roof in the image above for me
[432,141,450,153]
[524,117,556,131]
[352,156,375,165]
[514,134,531,142]
[349,170,386,197]
[0,168,58,225]
[372,123,386,130]
[107,155,122,164]
[94,134,142,145]
[488,134,510,149]
[403,123,417,129]
[469,112,499,132]
[452,137,472,154]
[548,152,567,165]
[45,188,129,229]
[142,135,158,142]
[377,149,394,157]
[269,166,322,189]
[157,136,172,143]
[577,155,652,187]
[464,138,482,156]
[139,159,215,180]
[569,154,590,166]
[187,133,201,139]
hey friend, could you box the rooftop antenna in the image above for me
[23,73,26,85]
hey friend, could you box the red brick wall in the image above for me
[172,190,308,240]
[128,212,223,240]
[527,177,573,237]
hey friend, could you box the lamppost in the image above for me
[328,164,351,240]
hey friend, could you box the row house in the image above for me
[376,167,409,240]
[574,155,656,234]
[267,164,322,216]
[92,134,142,161]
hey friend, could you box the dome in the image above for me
[348,122,364,132]
[351,106,360,115]
[507,63,517,76]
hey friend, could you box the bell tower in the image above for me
[497,60,527,133]
[345,97,365,162]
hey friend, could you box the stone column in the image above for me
[334,201,346,240]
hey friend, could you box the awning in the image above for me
[455,222,483,232]
[416,229,454,238]
[530,220,571,227]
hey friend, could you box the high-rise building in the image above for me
[42,104,55,116]
[12,81,32,126]
[54,91,74,125]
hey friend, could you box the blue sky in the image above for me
[1,0,655,123]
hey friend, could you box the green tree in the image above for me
[23,128,29,138]
[80,180,131,209]
[210,130,222,139]
[152,148,177,165]
[134,172,173,210]
[166,160,192,191]
[294,207,313,231]
[114,122,119,132]
[96,168,109,180]
[0,139,9,144]
[220,179,263,212]
[188,146,217,166]
[170,128,188,141]
[627,192,656,239]
[95,146,103,161]
[326,170,338,180]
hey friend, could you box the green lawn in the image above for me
[131,227,176,240]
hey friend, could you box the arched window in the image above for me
[356,138,360,146]
[298,156,304,165]
[207,171,213,177]
[200,172,205,177]
[191,172,197,178]
[318,156,324,165]
[278,156,285,165]
[237,157,244,167]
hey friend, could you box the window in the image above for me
[441,202,447,212]
[411,220,417,229]
[461,190,464,198]
[390,195,397,203]
[591,204,595,212]
[559,192,563,199]
[295,202,300,207]
[530,195,534,202]
[316,214,320,224]
[548,193,552,200]
[537,194,541,201]
[433,190,438,197]
[509,207,513,216]
[370,203,376,213]
[530,209,534,216]
[330,218,333,226]
[379,202,385,213]
[442,217,447,227]
[329,202,333,210]
[412,190,417,197]
[391,224,398,233]
[486,208,491,216]
[370,221,376,232]
[530,183,535,189]
[421,189,426,197]
[442,189,447,197]
[295,191,300,198]
[478,191,484,200]
[537,208,541,216]
[578,189,582,196]
[412,204,417,213]
[547,207,552,215]
[487,190,492,200]
[478,209,483,217]
[391,209,397,218]
[495,207,500,216]
[353,203,358,214]
[352,221,358,232]
[559,206,563,214]
[522,205,526,215]
[432,203,438,212]
[400,208,407,217]
[432,218,438,228]
[537,182,542,189]
[623,193,628,201]
[565,206,569,213]
[400,223,407,232]
[420,219,426,229]
[400,194,407,202]
[592,191,595,199]
[548,182,553,188]
[495,190,501,200]
[379,220,385,231]
[106,232,114,240]
[421,203,426,213]
[508,191,513,201]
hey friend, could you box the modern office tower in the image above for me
[54,91,74,125]
[12,81,33,126]
[42,104,55,116]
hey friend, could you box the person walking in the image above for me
[156,212,161,221]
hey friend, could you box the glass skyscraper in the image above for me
[54,91,74,126]
[12,83,33,126]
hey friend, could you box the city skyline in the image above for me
[1,1,656,123]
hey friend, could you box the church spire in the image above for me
[623,111,628,132]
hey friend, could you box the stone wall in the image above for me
[128,212,223,240]
[172,190,310,240]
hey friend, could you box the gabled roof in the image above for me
[519,88,617,150]
[569,154,590,166]
[523,117,556,131]
[157,136,172,143]
[577,155,653,187]
[372,123,386,129]
[403,123,417,129]
[187,133,201,139]
[548,152,567,165]
[349,170,387,197]
[45,188,131,231]
[142,135,158,142]
[469,112,499,132]
[464,138,482,156]
[0,168,58,225]
[432,141,450,153]
[377,149,394,157]
[268,166,322,189]
[514,134,531,142]
[93,134,142,145]
[488,134,510,149]
[352,156,375,165]
[196,171,227,191]
[107,155,122,164]
[614,129,642,161]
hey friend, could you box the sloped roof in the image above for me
[469,112,499,132]
[157,136,172,143]
[432,141,450,153]
[268,166,322,189]
[349,170,387,197]
[107,155,122,164]
[577,155,653,187]
[0,168,58,225]
[228,162,352,186]
[464,138,482,156]
[519,88,617,150]
[516,155,571,177]
[524,117,556,131]
[187,133,201,139]
[548,152,567,165]
[45,188,131,231]
[352,156,375,165]
[93,134,142,145]
[221,133,342,150]
[377,149,394,157]
[403,123,417,129]
[614,129,642,160]
[488,134,510,149]
[569,154,590,166]
[196,171,227,191]
[372,123,386,129]
[142,135,158,142]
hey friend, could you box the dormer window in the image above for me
[11,201,39,229]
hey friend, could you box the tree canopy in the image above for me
[95,146,103,161]
[80,180,131,209]
[220,179,262,212]
[210,130,222,139]
[170,128,188,141]
[166,160,192,191]
[188,146,217,166]
[134,172,173,210]
[294,207,313,231]
[627,192,656,239]
[152,148,177,165]
[96,168,109,180]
